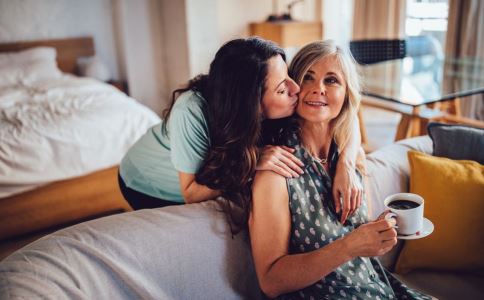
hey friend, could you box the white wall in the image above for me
[114,0,167,114]
[216,0,272,43]
[322,0,354,47]
[0,0,120,80]
[185,0,219,76]
[159,0,190,100]
[179,0,276,79]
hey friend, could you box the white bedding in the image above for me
[0,74,161,198]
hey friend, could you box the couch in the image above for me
[0,136,482,299]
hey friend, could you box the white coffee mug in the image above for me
[383,193,424,235]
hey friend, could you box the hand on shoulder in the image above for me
[257,145,304,178]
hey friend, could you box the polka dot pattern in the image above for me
[277,135,431,300]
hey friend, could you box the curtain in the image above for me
[351,0,407,94]
[352,0,407,40]
[445,0,484,120]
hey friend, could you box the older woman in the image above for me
[249,40,431,299]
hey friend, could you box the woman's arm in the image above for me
[250,171,397,298]
[178,172,220,204]
[249,171,349,297]
[333,119,364,224]
[168,94,219,204]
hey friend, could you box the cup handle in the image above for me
[384,212,398,228]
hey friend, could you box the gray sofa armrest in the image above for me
[0,201,261,300]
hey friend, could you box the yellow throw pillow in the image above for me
[395,150,484,274]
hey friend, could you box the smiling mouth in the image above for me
[304,101,328,107]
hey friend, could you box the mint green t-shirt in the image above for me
[119,90,209,202]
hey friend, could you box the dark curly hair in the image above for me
[162,37,286,233]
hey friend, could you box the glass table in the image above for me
[358,55,484,140]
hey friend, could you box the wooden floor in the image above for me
[0,209,127,261]
[361,106,401,152]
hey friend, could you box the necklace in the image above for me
[314,156,328,164]
[302,145,328,164]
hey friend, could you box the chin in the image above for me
[297,112,329,123]
[271,111,293,119]
[308,117,330,123]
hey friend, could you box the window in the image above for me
[406,0,449,49]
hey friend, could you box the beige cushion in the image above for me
[366,135,433,219]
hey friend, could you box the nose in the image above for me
[312,80,326,95]
[288,79,300,96]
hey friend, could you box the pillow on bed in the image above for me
[0,47,57,68]
[0,47,61,88]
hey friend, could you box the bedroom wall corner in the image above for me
[113,0,168,116]
[159,0,191,109]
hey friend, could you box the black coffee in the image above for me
[388,200,420,210]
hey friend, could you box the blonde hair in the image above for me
[289,40,361,151]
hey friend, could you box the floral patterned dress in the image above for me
[277,133,431,300]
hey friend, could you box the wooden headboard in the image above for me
[0,37,94,74]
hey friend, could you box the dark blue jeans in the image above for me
[118,173,183,210]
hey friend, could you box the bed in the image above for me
[0,37,161,259]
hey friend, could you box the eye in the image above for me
[324,76,339,84]
[277,82,289,94]
[303,73,314,81]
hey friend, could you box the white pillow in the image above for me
[77,56,111,81]
[0,47,57,68]
[0,47,61,88]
